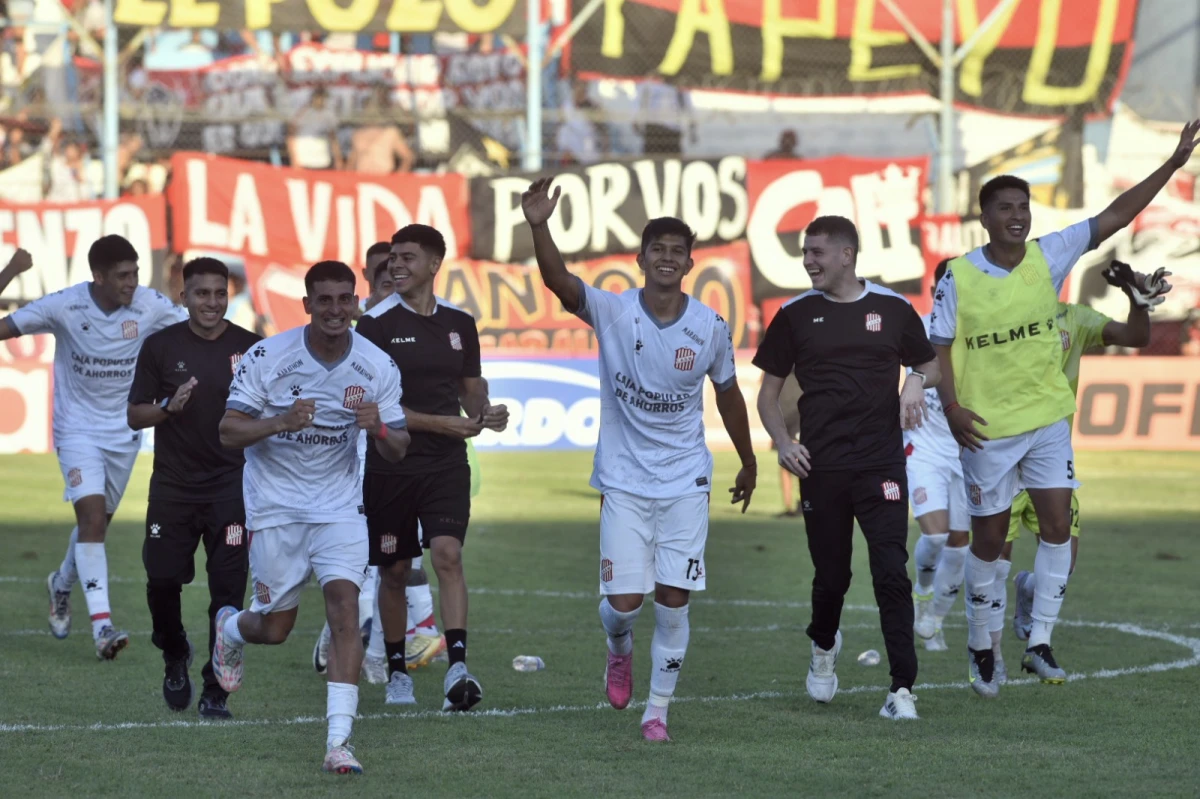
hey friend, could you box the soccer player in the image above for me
[354,224,507,711]
[0,237,186,659]
[755,215,939,722]
[127,257,261,716]
[1005,265,1164,641]
[906,260,970,655]
[357,242,394,315]
[522,178,758,742]
[931,120,1198,696]
[213,260,410,774]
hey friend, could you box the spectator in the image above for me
[0,119,34,169]
[1182,309,1200,356]
[124,178,149,196]
[347,85,414,175]
[288,85,342,170]
[765,129,799,160]
[634,77,695,156]
[555,81,608,166]
[45,134,94,203]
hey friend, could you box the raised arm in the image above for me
[1095,120,1198,244]
[1102,278,1155,348]
[0,248,35,340]
[522,177,581,312]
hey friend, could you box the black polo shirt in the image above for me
[753,280,935,471]
[355,294,482,476]
[128,321,262,502]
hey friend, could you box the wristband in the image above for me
[742,460,758,471]
[376,424,388,440]
[910,369,927,386]
[944,402,960,414]
[160,397,174,415]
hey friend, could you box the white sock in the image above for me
[366,580,385,660]
[932,545,967,620]
[642,603,689,725]
[326,682,359,749]
[914,533,948,593]
[76,542,113,639]
[55,527,80,592]
[223,610,247,646]
[963,551,996,651]
[358,566,377,627]
[990,559,1012,637]
[1029,539,1072,648]
[599,597,640,656]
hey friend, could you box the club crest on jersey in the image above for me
[600,558,613,582]
[969,484,982,506]
[449,331,463,351]
[674,347,696,371]
[1060,329,1071,351]
[254,581,271,605]
[225,524,244,546]
[230,352,243,375]
[882,480,902,501]
[381,534,397,555]
[122,320,139,339]
[913,487,927,505]
[865,312,882,333]
[343,385,366,409]
[68,468,82,487]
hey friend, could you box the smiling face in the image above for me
[982,187,1032,248]
[93,260,140,307]
[183,273,228,331]
[637,234,694,290]
[303,279,357,338]
[801,233,853,292]
[389,241,439,296]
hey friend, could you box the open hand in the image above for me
[777,440,812,479]
[521,177,561,226]
[1168,119,1199,169]
[899,376,927,431]
[947,404,989,452]
[166,377,197,414]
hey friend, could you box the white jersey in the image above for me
[575,279,736,500]
[226,325,406,530]
[8,282,186,449]
[904,314,960,471]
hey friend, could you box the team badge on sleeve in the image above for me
[122,320,139,339]
[449,331,462,351]
[865,313,882,333]
[674,347,696,371]
[343,385,366,409]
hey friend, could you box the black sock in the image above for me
[385,639,406,676]
[445,628,467,666]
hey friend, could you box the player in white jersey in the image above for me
[213,261,410,775]
[522,178,758,743]
[905,261,970,655]
[0,237,187,659]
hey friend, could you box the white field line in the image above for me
[0,620,1195,735]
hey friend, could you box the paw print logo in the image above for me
[252,346,267,358]
[236,365,248,379]
[290,385,302,397]
[664,657,683,672]
[934,289,945,302]
[81,321,91,332]
[969,592,988,605]
[85,578,99,591]
[150,523,161,538]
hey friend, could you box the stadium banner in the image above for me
[746,156,928,303]
[76,46,527,156]
[1074,357,1200,451]
[168,152,471,270]
[571,0,1139,116]
[0,194,169,303]
[0,335,54,455]
[113,0,524,35]
[475,351,771,452]
[241,241,755,350]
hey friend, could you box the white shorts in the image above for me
[248,520,369,614]
[960,418,1078,517]
[599,491,709,595]
[55,440,139,513]
[907,456,970,531]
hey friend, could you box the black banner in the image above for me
[469,156,750,262]
[571,0,1139,116]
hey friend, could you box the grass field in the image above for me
[1,450,1199,798]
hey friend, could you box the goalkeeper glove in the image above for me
[1102,261,1169,311]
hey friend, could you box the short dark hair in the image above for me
[182,257,229,282]
[979,175,1031,211]
[804,215,859,253]
[305,260,357,295]
[934,258,951,285]
[641,217,696,255]
[88,234,138,273]
[366,241,391,261]
[372,260,391,281]
[391,224,446,260]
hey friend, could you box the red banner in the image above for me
[0,335,54,454]
[0,195,169,302]
[746,156,929,302]
[169,153,471,272]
